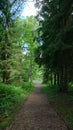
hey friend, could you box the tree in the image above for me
[0,0,26,83]
[5,16,39,83]
[35,0,73,92]
[22,16,39,81]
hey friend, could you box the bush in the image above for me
[0,82,34,118]
[0,84,25,118]
[21,82,34,92]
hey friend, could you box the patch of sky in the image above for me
[20,0,37,19]
[22,43,29,54]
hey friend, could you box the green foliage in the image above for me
[0,82,34,129]
[9,16,39,83]
[0,0,26,83]
[0,82,34,118]
[0,84,23,118]
[0,14,39,83]
[42,85,73,129]
[21,82,34,92]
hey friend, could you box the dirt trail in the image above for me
[6,83,68,130]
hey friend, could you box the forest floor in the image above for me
[6,83,68,130]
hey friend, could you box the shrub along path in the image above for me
[6,83,68,130]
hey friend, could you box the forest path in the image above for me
[6,83,67,130]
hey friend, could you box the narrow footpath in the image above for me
[6,83,68,130]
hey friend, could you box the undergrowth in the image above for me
[0,82,34,130]
[42,84,73,130]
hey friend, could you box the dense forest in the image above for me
[0,0,73,129]
[35,0,73,92]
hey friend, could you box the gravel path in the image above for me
[6,83,68,130]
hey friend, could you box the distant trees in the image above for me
[35,0,73,92]
[21,16,39,81]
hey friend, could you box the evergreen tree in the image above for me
[0,0,26,83]
[35,0,73,92]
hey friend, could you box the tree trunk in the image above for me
[57,71,60,86]
[63,67,68,92]
[50,71,53,85]
[54,72,56,86]
[59,68,64,92]
[59,67,68,92]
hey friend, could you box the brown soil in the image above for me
[6,83,68,130]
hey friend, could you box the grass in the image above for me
[0,82,34,130]
[42,84,73,130]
